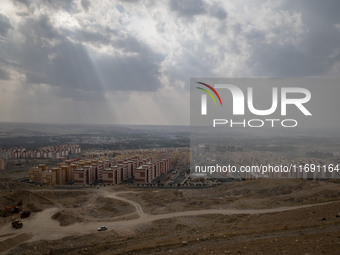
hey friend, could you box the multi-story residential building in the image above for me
[6,144,81,160]
[28,150,175,185]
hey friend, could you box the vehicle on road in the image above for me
[11,219,23,229]
[97,226,107,231]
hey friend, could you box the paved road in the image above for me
[170,168,188,185]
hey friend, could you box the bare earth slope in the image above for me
[0,179,339,254]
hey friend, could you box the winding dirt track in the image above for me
[0,189,338,254]
[105,191,146,218]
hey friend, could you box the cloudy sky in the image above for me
[0,0,339,125]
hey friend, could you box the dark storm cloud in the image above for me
[208,4,227,20]
[249,44,315,77]
[1,0,340,125]
[12,0,31,8]
[246,0,340,77]
[281,0,340,24]
[8,15,161,92]
[94,35,162,91]
[0,13,12,36]
[169,0,207,18]
[169,0,226,21]
[24,40,100,92]
[81,0,90,11]
[114,35,157,56]
[3,0,340,96]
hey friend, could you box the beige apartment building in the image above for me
[28,150,178,185]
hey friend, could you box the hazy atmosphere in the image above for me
[0,0,340,125]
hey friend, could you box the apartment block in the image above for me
[102,166,120,185]
[28,164,47,183]
[6,144,81,160]
[42,171,56,185]
[134,165,149,184]
[133,158,171,184]
[73,167,89,185]
[28,151,173,185]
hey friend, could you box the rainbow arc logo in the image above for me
[196,82,222,106]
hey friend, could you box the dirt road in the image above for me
[104,191,146,218]
[0,188,338,254]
